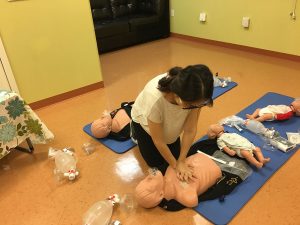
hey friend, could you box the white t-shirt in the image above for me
[131,73,191,144]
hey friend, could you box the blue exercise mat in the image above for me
[194,92,300,225]
[83,82,238,154]
[83,123,136,154]
[212,81,237,99]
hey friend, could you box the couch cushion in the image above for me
[92,8,113,20]
[90,0,111,8]
[138,0,157,14]
[128,0,138,14]
[110,0,138,18]
[110,0,129,18]
[94,19,130,38]
[129,15,159,31]
[90,0,113,20]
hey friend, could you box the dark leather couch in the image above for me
[90,0,170,53]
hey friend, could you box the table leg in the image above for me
[14,138,34,153]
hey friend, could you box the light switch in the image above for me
[199,12,207,22]
[242,17,250,28]
[171,9,175,17]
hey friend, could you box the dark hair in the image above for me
[158,64,214,104]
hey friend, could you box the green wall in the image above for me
[170,0,300,56]
[0,0,102,103]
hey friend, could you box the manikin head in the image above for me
[91,111,112,138]
[291,99,300,116]
[135,169,164,208]
[207,124,224,139]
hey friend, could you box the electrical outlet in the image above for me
[170,9,175,17]
[199,12,206,22]
[242,17,250,28]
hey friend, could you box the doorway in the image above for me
[0,35,19,92]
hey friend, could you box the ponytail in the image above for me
[157,67,182,92]
[158,64,214,103]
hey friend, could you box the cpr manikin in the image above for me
[91,109,131,139]
[135,153,222,208]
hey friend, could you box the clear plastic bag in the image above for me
[213,73,232,87]
[219,115,245,131]
[82,142,96,155]
[212,150,253,180]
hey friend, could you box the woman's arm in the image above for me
[176,109,200,181]
[179,109,200,160]
[148,119,177,169]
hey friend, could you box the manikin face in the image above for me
[135,170,164,208]
[291,100,300,116]
[207,124,224,139]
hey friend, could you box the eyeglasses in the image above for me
[182,100,211,110]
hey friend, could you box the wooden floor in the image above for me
[0,37,299,225]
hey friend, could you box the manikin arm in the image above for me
[217,138,236,156]
[176,191,199,208]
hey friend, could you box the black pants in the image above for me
[131,121,180,174]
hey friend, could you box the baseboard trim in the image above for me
[29,81,104,110]
[171,33,300,62]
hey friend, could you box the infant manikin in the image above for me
[207,124,270,168]
[246,99,300,122]
[135,153,222,208]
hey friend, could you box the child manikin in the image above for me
[135,153,222,208]
[246,99,300,122]
[207,124,270,168]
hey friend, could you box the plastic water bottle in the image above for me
[83,194,120,225]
